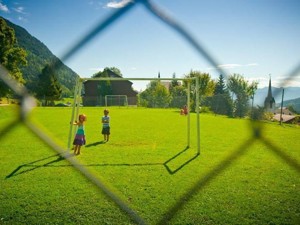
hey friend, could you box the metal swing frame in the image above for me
[68,77,200,154]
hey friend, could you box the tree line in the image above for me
[138,71,258,118]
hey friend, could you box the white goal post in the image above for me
[105,95,128,107]
[68,77,200,154]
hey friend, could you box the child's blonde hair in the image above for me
[79,114,87,121]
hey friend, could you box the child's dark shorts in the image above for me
[102,127,110,135]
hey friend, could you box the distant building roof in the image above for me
[275,107,294,115]
[273,114,296,123]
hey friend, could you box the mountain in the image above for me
[1,17,78,96]
[278,97,300,113]
[253,86,300,107]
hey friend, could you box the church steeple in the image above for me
[264,75,275,112]
[267,75,272,98]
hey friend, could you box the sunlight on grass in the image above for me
[1,106,299,224]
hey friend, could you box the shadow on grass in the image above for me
[6,146,199,178]
[85,141,106,147]
[163,146,199,175]
[82,146,199,175]
[5,153,74,179]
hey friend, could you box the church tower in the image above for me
[264,76,275,112]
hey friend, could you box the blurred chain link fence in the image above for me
[1,0,300,224]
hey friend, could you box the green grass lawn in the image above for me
[1,106,299,224]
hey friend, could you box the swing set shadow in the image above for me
[163,146,200,175]
[6,145,199,179]
[5,153,73,179]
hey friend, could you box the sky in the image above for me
[1,0,300,91]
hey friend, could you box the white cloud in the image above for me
[0,3,9,12]
[247,76,267,87]
[0,2,29,21]
[13,6,25,14]
[276,75,300,87]
[217,64,242,69]
[207,63,259,71]
[106,0,133,9]
[248,75,300,88]
[218,63,258,69]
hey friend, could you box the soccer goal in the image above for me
[68,77,200,154]
[105,95,128,107]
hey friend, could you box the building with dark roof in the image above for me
[82,69,138,106]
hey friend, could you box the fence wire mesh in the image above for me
[1,0,300,224]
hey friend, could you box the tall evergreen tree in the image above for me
[170,73,179,90]
[210,74,233,116]
[214,74,226,95]
[37,64,62,105]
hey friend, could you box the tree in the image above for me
[251,106,266,120]
[184,70,215,111]
[0,18,27,97]
[168,73,186,108]
[37,64,62,105]
[93,67,122,78]
[214,74,226,95]
[139,81,171,108]
[169,85,187,108]
[92,68,113,99]
[227,74,258,118]
[108,67,122,77]
[153,82,171,108]
[248,81,258,119]
[210,74,233,116]
[170,73,179,90]
[97,70,113,97]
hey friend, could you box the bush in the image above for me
[199,106,212,113]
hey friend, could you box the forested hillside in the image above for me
[1,17,78,96]
[279,97,300,113]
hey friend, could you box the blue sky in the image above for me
[1,0,300,91]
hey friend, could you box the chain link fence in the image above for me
[1,0,300,224]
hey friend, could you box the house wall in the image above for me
[84,81,98,96]
[82,79,138,106]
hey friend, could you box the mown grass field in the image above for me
[1,105,299,224]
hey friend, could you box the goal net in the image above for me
[105,95,128,107]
